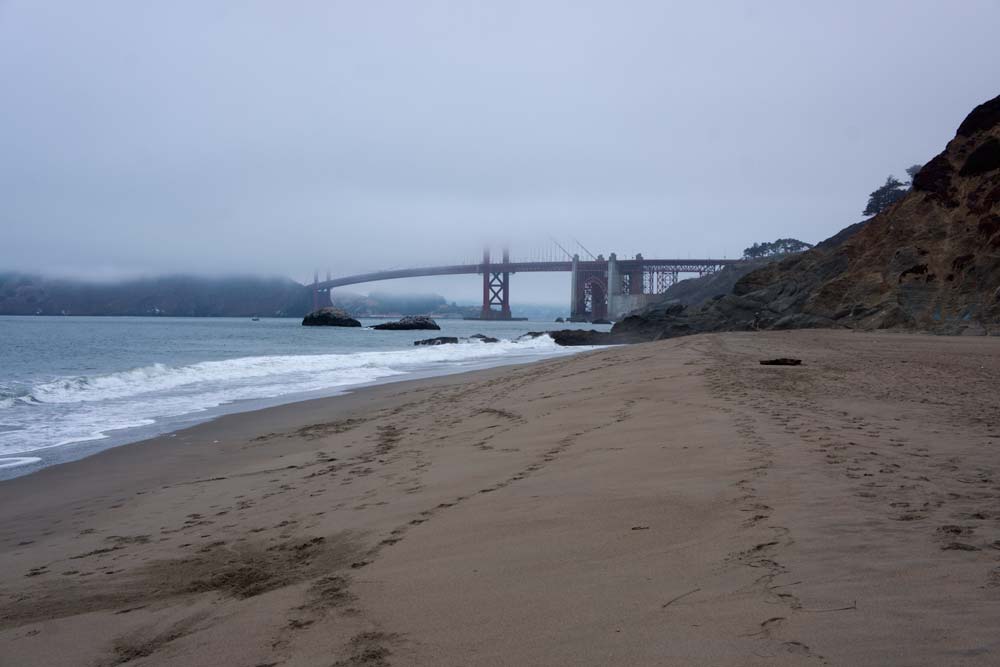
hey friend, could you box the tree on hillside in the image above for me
[905,164,923,181]
[742,238,814,260]
[863,175,908,216]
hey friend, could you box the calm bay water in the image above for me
[0,316,608,480]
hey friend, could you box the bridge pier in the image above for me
[606,253,662,320]
[569,254,582,320]
[570,254,610,322]
[569,252,719,322]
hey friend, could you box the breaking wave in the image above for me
[0,335,569,456]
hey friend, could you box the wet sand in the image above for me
[1,330,999,666]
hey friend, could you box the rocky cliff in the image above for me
[613,94,1000,341]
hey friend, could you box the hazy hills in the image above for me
[0,275,565,319]
[0,274,312,317]
[0,274,467,318]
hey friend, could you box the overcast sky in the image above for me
[2,1,999,304]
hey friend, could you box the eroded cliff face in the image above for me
[613,94,1000,341]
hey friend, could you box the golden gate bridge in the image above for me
[312,242,737,322]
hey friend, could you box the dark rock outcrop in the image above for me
[546,329,629,346]
[611,94,1000,342]
[414,336,459,346]
[302,307,361,327]
[470,334,500,343]
[960,138,1000,177]
[957,95,1000,137]
[519,329,643,346]
[372,316,440,330]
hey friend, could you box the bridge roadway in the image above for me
[314,258,739,290]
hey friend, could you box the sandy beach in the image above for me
[2,330,999,666]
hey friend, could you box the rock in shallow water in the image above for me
[414,336,459,346]
[302,307,362,327]
[521,330,635,346]
[373,316,441,330]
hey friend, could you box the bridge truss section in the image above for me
[641,262,725,295]
[481,269,511,319]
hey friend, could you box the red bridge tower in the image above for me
[480,247,512,320]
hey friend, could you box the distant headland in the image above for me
[0,273,564,320]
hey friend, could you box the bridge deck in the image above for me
[315,259,738,290]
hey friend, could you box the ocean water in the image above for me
[0,316,608,480]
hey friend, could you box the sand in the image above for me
[2,330,999,666]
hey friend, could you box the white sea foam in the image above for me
[0,336,573,457]
[22,336,559,405]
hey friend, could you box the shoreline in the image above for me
[0,333,597,482]
[0,352,586,493]
[2,330,999,665]
[0,350,604,502]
